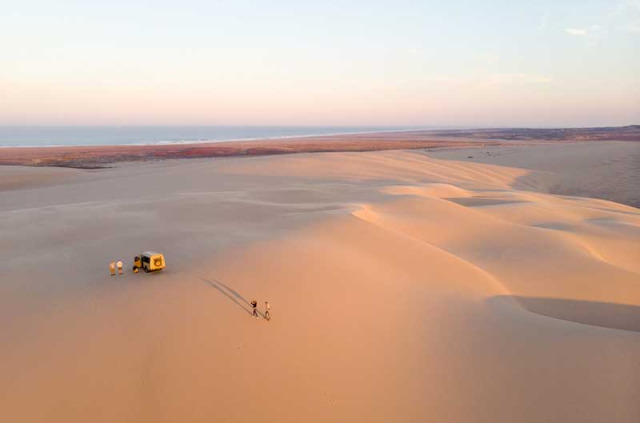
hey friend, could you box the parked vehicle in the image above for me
[133,252,166,273]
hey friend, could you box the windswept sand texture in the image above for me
[1,145,639,422]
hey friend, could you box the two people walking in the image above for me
[251,300,271,321]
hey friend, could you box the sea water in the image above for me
[0,126,422,147]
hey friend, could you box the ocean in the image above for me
[0,126,421,148]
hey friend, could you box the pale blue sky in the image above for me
[1,0,639,126]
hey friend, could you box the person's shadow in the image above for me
[200,277,262,317]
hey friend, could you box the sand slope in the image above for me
[0,148,639,422]
[430,141,640,208]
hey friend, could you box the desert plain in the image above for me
[1,132,639,422]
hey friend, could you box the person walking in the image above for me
[264,301,271,321]
[109,261,116,276]
[251,300,258,319]
[117,260,124,276]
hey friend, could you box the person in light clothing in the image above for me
[117,260,123,275]
[109,261,116,276]
[264,301,271,321]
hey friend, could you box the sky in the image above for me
[1,0,639,127]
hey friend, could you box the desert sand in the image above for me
[1,141,639,422]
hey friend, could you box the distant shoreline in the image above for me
[0,126,428,149]
[0,126,637,169]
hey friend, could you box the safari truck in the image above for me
[133,252,166,273]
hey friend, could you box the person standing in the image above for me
[264,301,271,321]
[117,260,124,276]
[251,300,258,319]
[109,261,116,276]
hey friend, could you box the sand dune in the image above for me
[1,146,639,422]
[0,166,81,191]
[431,141,640,208]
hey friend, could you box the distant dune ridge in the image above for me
[418,124,640,141]
[0,136,639,422]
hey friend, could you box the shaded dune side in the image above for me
[489,296,640,333]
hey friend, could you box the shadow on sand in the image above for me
[489,295,640,333]
[200,277,255,316]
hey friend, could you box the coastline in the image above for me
[1,125,638,169]
[0,126,430,149]
[0,132,501,168]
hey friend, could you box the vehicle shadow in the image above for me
[489,295,640,333]
[200,277,255,316]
